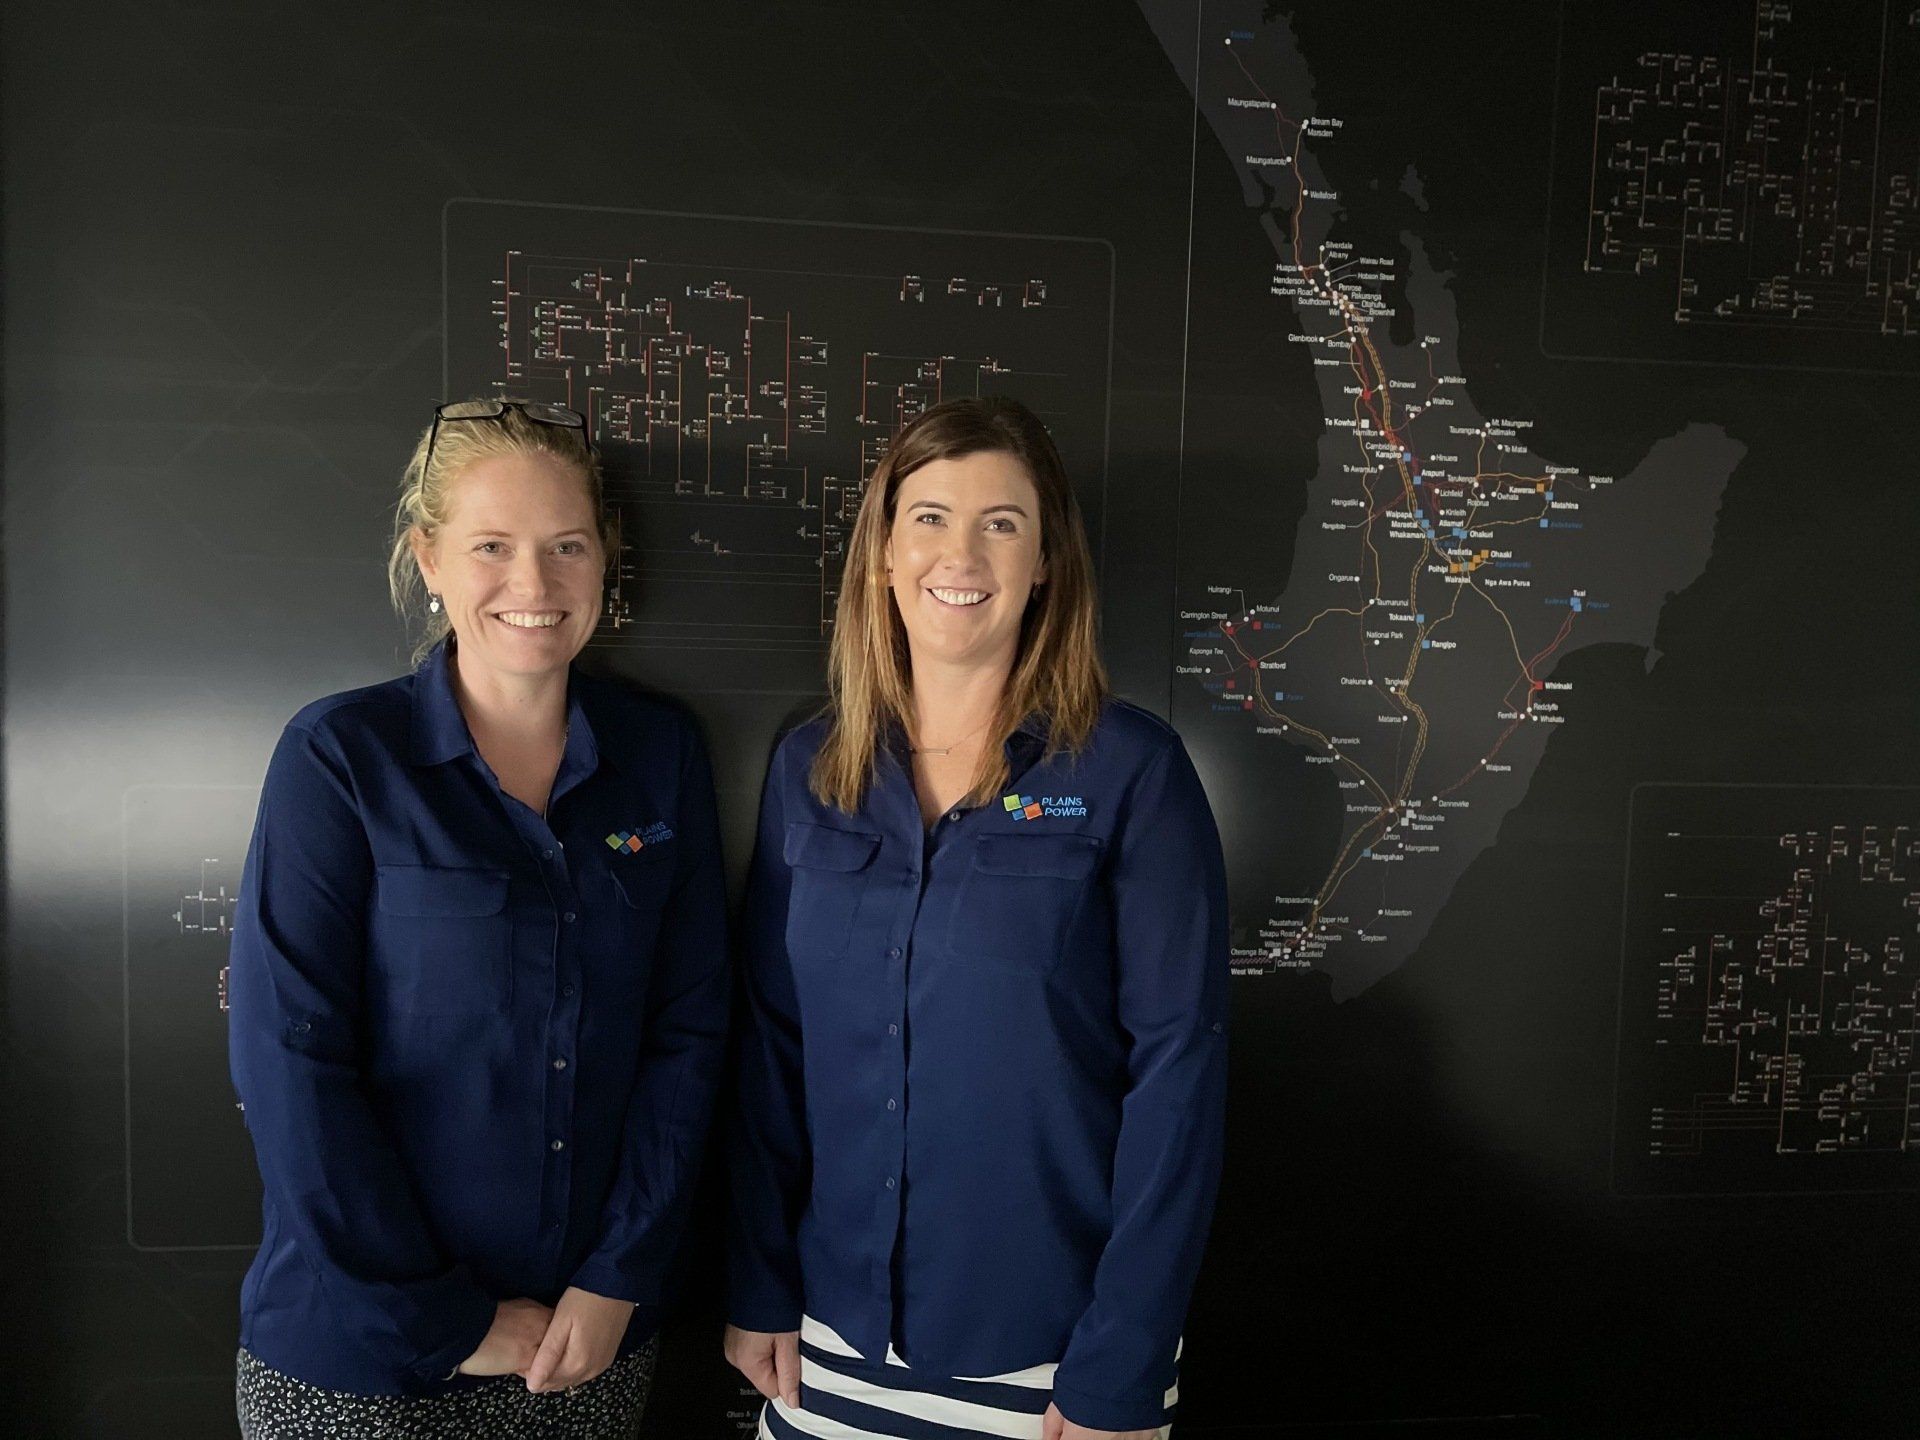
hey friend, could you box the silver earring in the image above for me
[428,593,442,614]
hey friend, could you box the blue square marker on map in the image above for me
[1540,518,1550,528]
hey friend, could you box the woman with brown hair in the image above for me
[724,396,1229,1440]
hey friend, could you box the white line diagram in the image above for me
[123,784,262,1250]
[1545,0,1919,371]
[1614,784,1920,1195]
[444,202,1113,695]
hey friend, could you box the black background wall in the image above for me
[5,2,1916,1436]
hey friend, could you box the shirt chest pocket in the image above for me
[595,849,675,1005]
[947,833,1104,973]
[370,865,512,1016]
[783,822,881,958]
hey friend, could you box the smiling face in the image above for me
[884,450,1047,675]
[409,450,605,686]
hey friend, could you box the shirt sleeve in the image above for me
[226,721,497,1384]
[569,720,732,1320]
[724,738,811,1332]
[1051,734,1230,1432]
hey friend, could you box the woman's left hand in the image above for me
[524,1286,637,1393]
[1041,1402,1160,1440]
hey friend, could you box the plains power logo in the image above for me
[1001,793,1089,821]
[605,820,675,852]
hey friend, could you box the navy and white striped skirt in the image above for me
[759,1317,1176,1440]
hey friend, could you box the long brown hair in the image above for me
[811,396,1108,812]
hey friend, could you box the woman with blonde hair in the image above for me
[725,395,1228,1440]
[227,399,728,1437]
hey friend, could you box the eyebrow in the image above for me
[464,527,592,540]
[905,500,1030,518]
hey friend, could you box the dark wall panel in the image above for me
[5,2,1914,1436]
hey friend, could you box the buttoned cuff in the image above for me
[727,1302,803,1336]
[566,1258,663,1325]
[555,1265,662,1358]
[725,1272,803,1335]
[411,1287,500,1387]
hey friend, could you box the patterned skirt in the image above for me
[759,1317,1176,1440]
[234,1339,657,1440]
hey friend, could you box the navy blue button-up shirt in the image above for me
[228,641,728,1395]
[728,700,1228,1432]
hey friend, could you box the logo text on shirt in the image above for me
[605,820,675,852]
[1002,793,1089,821]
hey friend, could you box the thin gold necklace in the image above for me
[909,715,991,756]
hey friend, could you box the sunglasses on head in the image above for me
[422,398,589,480]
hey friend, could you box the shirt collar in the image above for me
[407,639,603,787]
[408,640,473,766]
[1006,714,1049,777]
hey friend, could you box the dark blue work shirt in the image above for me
[228,641,729,1395]
[728,700,1229,1433]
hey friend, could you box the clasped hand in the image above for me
[457,1288,636,1393]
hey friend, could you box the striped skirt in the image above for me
[759,1317,1176,1440]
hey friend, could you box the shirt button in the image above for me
[1212,1022,1224,1034]
[553,1057,568,1070]
[947,810,961,823]
[563,911,577,923]
[887,1024,898,1035]
[550,1139,565,1152]
[886,946,902,960]
[886,1099,897,1111]
[884,1177,896,1190]
[563,984,577,997]
[542,849,555,860]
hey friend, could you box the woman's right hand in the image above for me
[458,1297,557,1377]
[723,1324,801,1408]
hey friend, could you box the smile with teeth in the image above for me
[928,587,991,607]
[496,611,565,629]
